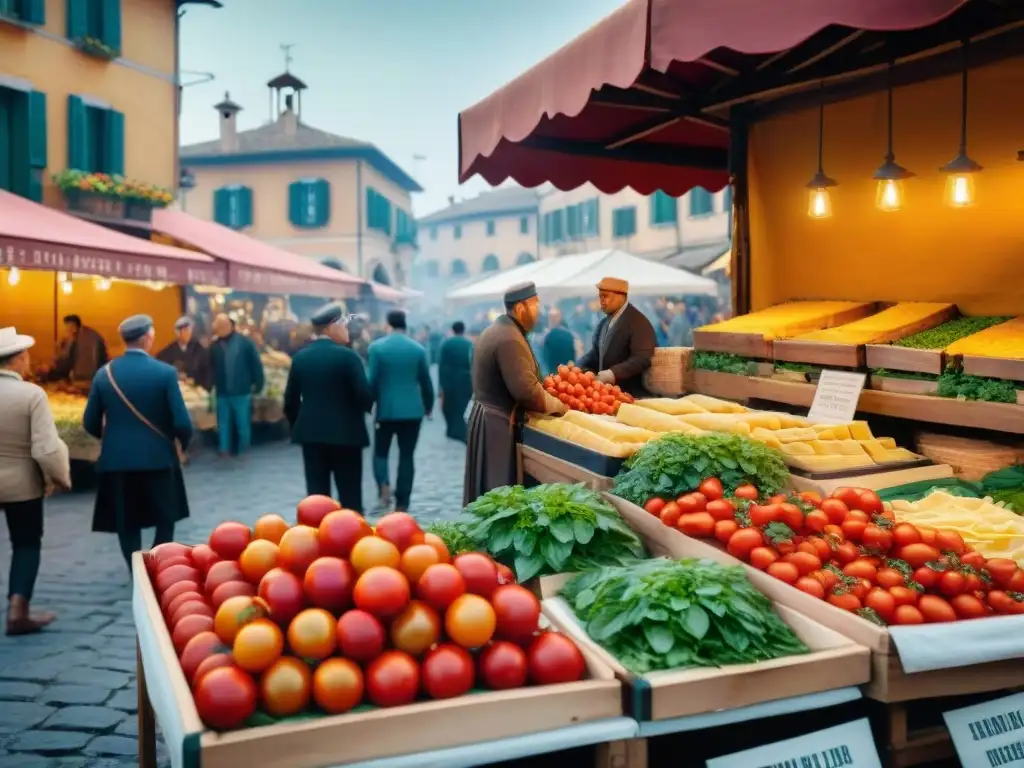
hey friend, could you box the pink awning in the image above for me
[0,190,226,286]
[368,282,420,303]
[458,0,967,195]
[152,209,366,299]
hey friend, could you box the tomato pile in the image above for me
[146,495,587,731]
[643,483,1024,625]
[543,362,634,415]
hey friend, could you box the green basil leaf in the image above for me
[643,623,675,655]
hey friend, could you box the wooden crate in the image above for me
[131,553,625,768]
[864,345,945,376]
[691,329,773,358]
[961,354,1024,383]
[788,463,954,496]
[773,339,864,368]
[520,445,614,491]
[604,494,1024,704]
[869,375,939,396]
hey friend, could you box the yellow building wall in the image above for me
[0,0,178,202]
[748,56,1024,317]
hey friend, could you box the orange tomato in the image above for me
[313,658,364,714]
[389,600,442,656]
[349,536,401,574]
[888,586,921,607]
[676,512,715,538]
[400,544,442,584]
[444,594,496,649]
[233,618,284,673]
[897,543,940,569]
[918,595,957,623]
[253,514,290,544]
[864,588,896,622]
[810,569,840,592]
[726,528,764,560]
[891,523,922,547]
[238,539,280,584]
[714,519,739,544]
[782,552,822,577]
[893,605,925,625]
[260,657,313,717]
[277,525,321,577]
[827,592,861,612]
[658,502,681,527]
[749,547,779,570]
[842,560,877,583]
[214,595,267,645]
[287,608,337,661]
[422,533,451,564]
[804,510,829,534]
[935,530,967,555]
[950,594,987,620]
[766,561,800,585]
[875,568,905,589]
[794,577,825,599]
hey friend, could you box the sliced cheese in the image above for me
[677,413,755,434]
[878,437,897,449]
[563,411,658,443]
[617,403,704,434]
[750,428,784,449]
[809,440,845,455]
[880,448,920,463]
[634,398,708,416]
[781,442,815,456]
[837,440,869,456]
[787,455,875,472]
[772,427,820,443]
[848,421,874,440]
[859,439,889,462]
[681,394,747,414]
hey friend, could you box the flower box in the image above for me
[74,36,120,60]
[65,189,155,224]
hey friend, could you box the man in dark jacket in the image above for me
[437,321,473,443]
[209,314,264,458]
[542,309,576,376]
[577,277,656,397]
[285,304,373,512]
[53,314,107,384]
[157,316,211,390]
[83,315,193,571]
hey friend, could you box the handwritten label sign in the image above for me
[808,370,867,425]
[944,691,1024,767]
[706,719,882,768]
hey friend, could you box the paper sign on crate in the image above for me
[706,718,881,768]
[808,370,866,425]
[943,691,1024,768]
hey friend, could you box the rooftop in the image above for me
[418,186,539,225]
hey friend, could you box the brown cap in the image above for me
[597,277,629,294]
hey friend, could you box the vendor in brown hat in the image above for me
[577,276,655,397]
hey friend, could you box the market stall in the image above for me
[457,0,1024,763]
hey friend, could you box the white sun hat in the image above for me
[0,327,35,357]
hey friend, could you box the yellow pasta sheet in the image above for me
[793,303,955,345]
[696,301,874,340]
[944,315,1024,359]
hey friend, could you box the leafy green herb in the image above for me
[692,351,758,375]
[613,432,788,505]
[936,369,1019,403]
[458,484,647,582]
[425,521,475,556]
[562,558,808,674]
[870,368,939,382]
[775,361,822,374]
[894,316,1010,350]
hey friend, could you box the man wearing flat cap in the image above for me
[464,281,567,506]
[285,304,374,512]
[577,277,656,397]
[83,315,194,572]
[156,316,211,390]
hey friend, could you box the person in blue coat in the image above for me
[83,315,194,571]
[209,314,264,459]
[368,310,434,512]
[437,321,473,443]
[542,309,577,376]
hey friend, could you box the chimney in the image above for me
[447,195,455,206]
[280,93,298,136]
[214,92,242,152]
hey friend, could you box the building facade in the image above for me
[179,72,420,287]
[0,0,196,207]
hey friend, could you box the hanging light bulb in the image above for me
[806,83,837,219]
[7,267,20,286]
[873,64,914,212]
[941,40,982,207]
[61,279,73,295]
[94,277,111,291]
[56,271,68,283]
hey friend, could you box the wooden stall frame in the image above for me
[864,345,946,376]
[520,445,615,492]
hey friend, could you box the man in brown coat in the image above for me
[577,277,656,397]
[463,281,566,505]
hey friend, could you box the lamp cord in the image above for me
[817,81,825,173]
[886,64,895,163]
[959,39,969,156]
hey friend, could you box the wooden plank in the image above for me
[691,329,772,358]
[773,339,864,368]
[691,370,1024,434]
[789,464,953,496]
[865,345,945,375]
[520,445,614,491]
[961,354,1024,382]
[137,640,158,768]
[595,739,648,768]
[869,375,938,396]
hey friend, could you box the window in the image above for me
[481,254,499,272]
[67,95,123,175]
[430,225,437,241]
[516,252,535,265]
[453,224,462,240]
[2,0,45,23]
[0,86,47,202]
[365,187,392,235]
[649,190,678,226]
[566,205,580,240]
[395,209,416,244]
[612,206,636,238]
[519,216,529,234]
[67,0,122,53]
[450,259,468,277]
[689,187,713,217]
[288,178,330,228]
[581,199,599,237]
[485,219,495,236]
[213,185,253,230]
[424,260,439,278]
[549,209,564,242]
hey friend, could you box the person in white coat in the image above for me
[0,327,71,635]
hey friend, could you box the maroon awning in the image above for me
[0,190,226,286]
[458,0,967,195]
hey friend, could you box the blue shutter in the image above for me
[213,187,230,225]
[26,91,46,202]
[66,0,87,39]
[103,108,124,174]
[100,0,121,51]
[238,186,253,228]
[365,187,374,229]
[66,95,89,171]
[313,178,330,227]
[288,180,304,226]
[723,185,733,212]
[690,188,712,216]
[590,199,600,235]
[21,0,45,24]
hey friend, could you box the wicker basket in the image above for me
[643,347,693,396]
[915,431,1023,481]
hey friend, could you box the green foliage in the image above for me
[692,351,756,375]
[425,521,475,556]
[561,558,808,674]
[458,484,647,582]
[936,369,1019,404]
[612,432,788,505]
[894,316,1011,350]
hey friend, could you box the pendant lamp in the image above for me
[873,64,914,212]
[941,40,981,207]
[806,83,837,219]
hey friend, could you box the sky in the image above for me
[178,0,626,217]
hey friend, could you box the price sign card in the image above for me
[808,370,867,425]
[944,691,1024,767]
[706,718,881,768]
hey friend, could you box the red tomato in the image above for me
[705,499,736,522]
[296,494,341,528]
[211,580,256,611]
[912,566,939,589]
[778,503,805,532]
[257,568,306,625]
[899,544,941,569]
[643,498,666,516]
[798,491,823,507]
[831,487,863,511]
[794,577,825,599]
[748,504,780,527]
[820,499,850,526]
[840,519,867,543]
[366,650,420,707]
[180,631,225,684]
[698,478,724,501]
[421,643,475,700]
[491,585,541,643]
[192,653,234,687]
[277,525,321,577]
[834,542,860,565]
[888,586,921,607]
[260,656,313,717]
[374,512,425,553]
[861,525,893,553]
[389,601,441,657]
[287,608,338,661]
[749,547,779,570]
[452,553,500,598]
[353,566,411,620]
[318,510,372,559]
[417,563,467,611]
[676,512,715,538]
[891,523,922,547]
[156,556,192,573]
[149,542,192,568]
[804,510,829,534]
[171,600,214,628]
[527,633,585,685]
[857,490,883,516]
[767,562,800,585]
[714,519,739,544]
[811,569,840,592]
[827,592,862,612]
[155,564,202,595]
[205,561,245,596]
[336,609,387,662]
[893,605,925,625]
[805,537,833,563]
[918,595,957,623]
[677,494,706,515]
[983,559,1018,587]
[726,528,764,560]
[659,502,682,527]
[172,614,215,655]
[160,581,200,614]
[939,570,967,597]
[208,522,252,561]
[193,665,257,730]
[875,568,905,589]
[935,530,967,556]
[842,560,877,583]
[864,588,896,623]
[951,594,987,620]
[190,545,220,575]
[303,557,355,612]
[733,484,759,501]
[961,552,986,570]
[165,591,204,622]
[496,563,516,585]
[479,641,529,690]
[313,658,364,714]
[783,552,822,577]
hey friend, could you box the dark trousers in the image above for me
[118,522,175,571]
[3,498,44,601]
[442,397,470,443]
[373,419,422,510]
[301,444,364,514]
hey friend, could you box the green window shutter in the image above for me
[100,0,121,51]
[66,95,89,171]
[103,108,124,174]
[567,206,579,239]
[626,207,636,235]
[313,178,330,227]
[486,220,495,236]
[20,0,45,24]
[589,198,599,236]
[25,91,46,202]
[238,186,253,228]
[213,187,230,225]
[454,224,461,240]
[288,180,304,226]
[723,186,732,212]
[365,186,377,229]
[689,188,712,216]
[520,216,528,234]
[66,0,87,39]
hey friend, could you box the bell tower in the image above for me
[267,43,307,131]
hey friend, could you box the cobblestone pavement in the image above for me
[0,411,467,766]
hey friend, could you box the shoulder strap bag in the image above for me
[105,362,188,465]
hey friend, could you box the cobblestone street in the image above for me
[0,412,467,767]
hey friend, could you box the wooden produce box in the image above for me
[864,344,945,376]
[961,354,1024,383]
[788,462,954,496]
[539,577,869,723]
[869,374,939,396]
[772,339,864,369]
[691,329,773,358]
[131,553,624,768]
[605,495,1024,704]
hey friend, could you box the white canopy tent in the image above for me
[446,249,717,304]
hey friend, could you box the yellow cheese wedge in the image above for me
[676,413,753,434]
[878,437,897,449]
[859,440,888,462]
[781,442,815,456]
[813,428,836,440]
[736,413,784,431]
[681,394,747,413]
[757,412,810,429]
[787,455,875,472]
[880,448,920,463]
[750,432,783,450]
[634,398,708,415]
[529,416,635,457]
[837,440,869,456]
[617,403,705,434]
[563,411,658,443]
[773,427,820,443]
[809,440,845,456]
[848,421,874,440]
